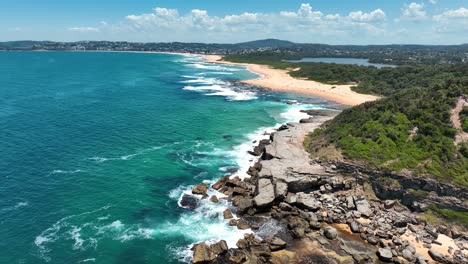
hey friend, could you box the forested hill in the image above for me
[223,54,468,187]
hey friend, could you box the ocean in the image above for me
[0,51,332,263]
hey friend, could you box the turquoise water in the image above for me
[286,57,396,68]
[0,51,329,263]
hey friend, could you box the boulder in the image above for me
[212,176,229,190]
[354,197,372,218]
[324,226,338,240]
[268,237,287,251]
[350,221,360,233]
[223,209,234,219]
[402,248,415,262]
[237,219,250,230]
[192,242,216,264]
[377,248,393,262]
[275,180,288,200]
[210,240,228,255]
[235,198,253,214]
[179,193,198,209]
[210,195,219,203]
[192,183,209,196]
[428,249,445,262]
[254,178,275,209]
[346,196,356,210]
[296,193,321,211]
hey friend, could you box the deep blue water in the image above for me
[0,51,330,263]
[286,57,396,68]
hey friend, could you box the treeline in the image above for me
[225,54,468,96]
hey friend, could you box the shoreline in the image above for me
[199,54,380,106]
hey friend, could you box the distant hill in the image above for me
[236,39,296,48]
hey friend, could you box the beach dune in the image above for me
[203,55,379,106]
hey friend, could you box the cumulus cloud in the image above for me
[433,7,468,21]
[119,3,388,43]
[67,27,100,33]
[401,3,427,21]
[348,9,386,22]
[429,0,437,4]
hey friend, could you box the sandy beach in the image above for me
[202,55,380,106]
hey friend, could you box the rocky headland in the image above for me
[187,109,468,264]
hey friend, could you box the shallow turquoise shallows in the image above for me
[0,51,330,263]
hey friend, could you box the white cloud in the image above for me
[348,9,386,22]
[119,3,388,43]
[401,3,427,21]
[57,3,465,44]
[433,7,468,21]
[429,0,437,4]
[67,27,100,33]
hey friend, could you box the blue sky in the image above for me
[1,0,467,44]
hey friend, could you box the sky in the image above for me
[1,0,467,44]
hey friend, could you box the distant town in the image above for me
[1,39,467,65]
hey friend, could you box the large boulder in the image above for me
[234,197,253,214]
[324,226,338,240]
[179,193,199,209]
[254,178,275,209]
[223,209,234,219]
[212,176,229,190]
[428,249,445,262]
[192,242,216,264]
[354,197,372,218]
[377,248,393,262]
[192,183,209,196]
[296,193,321,211]
[210,240,228,255]
[268,237,287,251]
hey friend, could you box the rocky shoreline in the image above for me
[187,109,468,264]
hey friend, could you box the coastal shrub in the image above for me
[307,80,468,186]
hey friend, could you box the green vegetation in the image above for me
[461,106,468,133]
[224,54,468,186]
[429,206,468,226]
[308,82,468,186]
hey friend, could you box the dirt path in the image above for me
[451,97,468,145]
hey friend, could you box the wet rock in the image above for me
[324,226,338,240]
[192,242,216,264]
[229,250,247,263]
[248,139,270,156]
[268,237,287,251]
[237,219,250,230]
[212,176,229,190]
[210,195,219,203]
[192,183,209,196]
[236,238,248,249]
[223,209,233,219]
[210,240,228,255]
[251,244,272,258]
[179,193,198,209]
[377,248,393,262]
[254,178,275,210]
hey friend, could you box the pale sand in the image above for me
[201,55,380,106]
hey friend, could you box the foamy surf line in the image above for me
[170,103,331,263]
